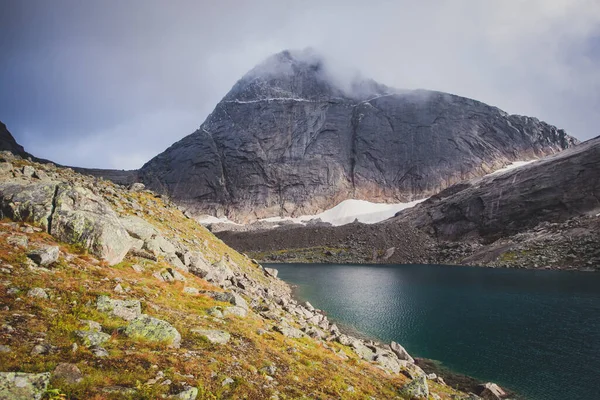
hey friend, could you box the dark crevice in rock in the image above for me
[47,184,60,235]
[349,105,361,194]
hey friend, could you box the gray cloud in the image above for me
[1,0,599,169]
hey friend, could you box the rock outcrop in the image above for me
[138,50,577,222]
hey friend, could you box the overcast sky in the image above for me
[1,0,599,169]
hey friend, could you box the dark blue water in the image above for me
[270,263,600,400]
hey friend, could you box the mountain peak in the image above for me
[223,49,390,102]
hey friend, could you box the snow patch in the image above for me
[488,160,537,176]
[261,198,426,226]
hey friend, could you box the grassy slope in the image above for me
[0,160,465,399]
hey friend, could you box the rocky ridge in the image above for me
[0,151,497,399]
[137,50,576,222]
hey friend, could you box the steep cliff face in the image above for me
[215,137,600,270]
[139,50,577,222]
[393,136,600,241]
[0,121,29,158]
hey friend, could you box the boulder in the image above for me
[75,330,110,347]
[52,363,84,384]
[128,182,146,192]
[390,341,415,363]
[264,267,278,278]
[154,268,186,282]
[478,382,506,400]
[50,184,132,265]
[374,351,401,374]
[191,328,231,344]
[273,325,305,339]
[398,375,429,399]
[0,372,50,400]
[27,246,59,266]
[7,235,28,248]
[125,314,181,348]
[350,341,376,361]
[120,215,158,241]
[223,306,248,318]
[209,291,248,310]
[0,182,57,230]
[96,295,142,321]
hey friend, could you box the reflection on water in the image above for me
[271,263,600,400]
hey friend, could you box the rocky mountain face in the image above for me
[0,150,486,399]
[217,137,600,270]
[0,121,29,158]
[139,50,577,222]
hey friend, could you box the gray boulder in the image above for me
[273,325,305,339]
[0,182,57,230]
[50,184,132,265]
[191,328,231,344]
[120,215,158,241]
[398,374,429,399]
[27,246,59,266]
[478,382,506,400]
[75,330,110,347]
[391,341,415,363]
[124,314,181,348]
[209,291,248,310]
[96,295,142,321]
[264,267,278,278]
[52,363,84,384]
[0,372,50,400]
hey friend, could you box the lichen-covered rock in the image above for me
[96,295,141,321]
[27,246,59,266]
[75,330,110,347]
[125,314,181,348]
[0,372,50,400]
[170,386,198,399]
[191,328,231,344]
[0,182,57,230]
[264,267,278,278]
[50,184,132,265]
[398,374,429,399]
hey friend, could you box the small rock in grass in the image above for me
[170,386,198,399]
[53,363,84,384]
[191,328,230,345]
[222,377,234,386]
[90,346,109,357]
[27,246,59,267]
[75,330,110,347]
[26,288,48,300]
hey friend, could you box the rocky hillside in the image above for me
[138,50,577,222]
[0,151,493,399]
[217,137,600,270]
